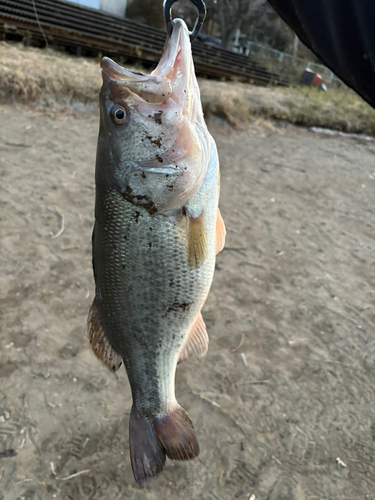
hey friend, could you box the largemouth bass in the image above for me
[88,18,226,485]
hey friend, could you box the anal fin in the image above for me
[186,211,207,268]
[87,299,122,372]
[216,208,226,254]
[178,312,208,363]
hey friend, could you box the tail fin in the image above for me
[129,404,199,485]
[154,405,200,460]
[129,406,166,485]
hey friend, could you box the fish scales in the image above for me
[93,183,217,413]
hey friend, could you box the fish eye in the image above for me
[112,105,127,125]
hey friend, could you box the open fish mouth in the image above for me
[100,19,192,105]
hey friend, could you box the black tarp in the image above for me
[268,0,375,109]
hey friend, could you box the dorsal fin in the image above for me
[87,300,123,372]
[178,312,208,363]
[216,208,226,254]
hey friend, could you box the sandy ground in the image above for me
[1,104,375,500]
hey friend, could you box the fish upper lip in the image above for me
[101,57,159,83]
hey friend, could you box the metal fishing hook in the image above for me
[163,0,207,42]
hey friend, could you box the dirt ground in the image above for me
[1,104,375,500]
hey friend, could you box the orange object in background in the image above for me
[301,68,323,87]
[312,73,323,86]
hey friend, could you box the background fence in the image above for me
[233,40,341,86]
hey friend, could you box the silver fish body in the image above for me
[88,18,225,485]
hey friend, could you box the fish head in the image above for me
[98,18,211,213]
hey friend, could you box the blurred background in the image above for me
[1,0,375,133]
[69,0,339,86]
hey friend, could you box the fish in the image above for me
[87,18,226,485]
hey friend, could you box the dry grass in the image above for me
[0,42,101,110]
[200,80,375,136]
[1,41,375,135]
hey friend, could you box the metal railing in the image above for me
[233,40,340,85]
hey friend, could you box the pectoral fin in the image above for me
[186,211,207,268]
[215,208,226,254]
[87,299,122,372]
[178,312,208,363]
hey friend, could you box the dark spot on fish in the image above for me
[154,111,163,124]
[169,278,174,287]
[141,172,146,179]
[165,174,169,178]
[149,227,153,231]
[156,154,163,163]
[182,207,187,216]
[166,302,193,316]
[122,264,126,269]
[184,89,187,93]
[124,234,128,240]
[146,135,162,148]
[121,186,158,216]
[149,242,152,249]
[134,211,141,223]
[167,184,174,192]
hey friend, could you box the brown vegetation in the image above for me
[1,42,374,135]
